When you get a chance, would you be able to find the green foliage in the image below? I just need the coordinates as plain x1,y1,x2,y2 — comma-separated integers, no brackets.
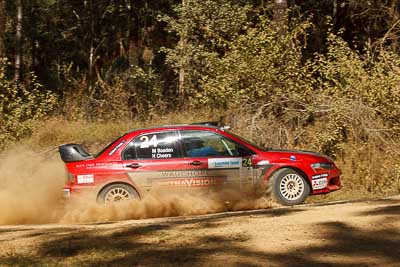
0,60,57,149
199,16,313,106
162,0,251,101
308,31,400,125
164,0,249,45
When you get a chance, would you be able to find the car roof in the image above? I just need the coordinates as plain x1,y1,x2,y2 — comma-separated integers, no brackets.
124,123,221,135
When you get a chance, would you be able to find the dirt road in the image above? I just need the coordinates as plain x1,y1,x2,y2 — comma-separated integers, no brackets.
0,195,399,266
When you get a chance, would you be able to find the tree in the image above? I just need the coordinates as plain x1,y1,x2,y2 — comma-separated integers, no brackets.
273,0,288,35
87,0,95,94
15,0,23,82
178,0,187,102
28,0,38,71
0,0,5,58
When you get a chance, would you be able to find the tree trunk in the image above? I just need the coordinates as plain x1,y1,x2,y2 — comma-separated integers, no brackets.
333,0,337,26
87,0,95,95
0,0,6,58
127,0,139,68
389,0,400,52
178,54,185,100
273,0,288,35
15,0,23,82
30,0,37,70
178,0,187,102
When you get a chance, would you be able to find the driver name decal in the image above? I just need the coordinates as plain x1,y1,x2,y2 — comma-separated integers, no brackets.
151,147,174,158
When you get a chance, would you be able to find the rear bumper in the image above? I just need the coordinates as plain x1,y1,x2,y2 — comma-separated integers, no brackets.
62,185,96,199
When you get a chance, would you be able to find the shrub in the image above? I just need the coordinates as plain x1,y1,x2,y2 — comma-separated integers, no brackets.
60,65,164,121
0,60,57,150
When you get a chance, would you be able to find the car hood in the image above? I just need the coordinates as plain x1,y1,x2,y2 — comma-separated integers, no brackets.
260,148,332,163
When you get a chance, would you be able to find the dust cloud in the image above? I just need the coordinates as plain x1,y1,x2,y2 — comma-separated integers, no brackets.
61,189,276,223
0,146,65,225
0,146,275,225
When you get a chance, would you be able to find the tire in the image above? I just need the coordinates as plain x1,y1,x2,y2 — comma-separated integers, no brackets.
266,168,310,206
98,183,139,204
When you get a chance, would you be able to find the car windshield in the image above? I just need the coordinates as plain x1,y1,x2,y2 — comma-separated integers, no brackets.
226,131,266,151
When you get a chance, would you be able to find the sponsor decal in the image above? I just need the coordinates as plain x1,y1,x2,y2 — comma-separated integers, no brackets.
161,170,208,178
208,158,242,169
80,162,121,169
157,178,225,188
77,174,94,184
312,178,328,190
312,173,329,180
290,155,296,161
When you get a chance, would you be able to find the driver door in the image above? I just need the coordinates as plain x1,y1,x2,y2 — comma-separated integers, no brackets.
179,130,255,189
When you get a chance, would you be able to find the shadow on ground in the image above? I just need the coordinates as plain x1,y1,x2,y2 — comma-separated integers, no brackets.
0,201,399,266
356,204,400,216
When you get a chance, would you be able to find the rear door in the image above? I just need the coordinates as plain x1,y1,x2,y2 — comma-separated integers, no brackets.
122,130,217,193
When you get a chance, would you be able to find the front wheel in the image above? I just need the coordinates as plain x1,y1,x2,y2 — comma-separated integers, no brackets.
267,168,310,206
98,183,139,204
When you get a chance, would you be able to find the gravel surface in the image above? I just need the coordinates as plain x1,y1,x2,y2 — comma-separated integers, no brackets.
0,195,399,266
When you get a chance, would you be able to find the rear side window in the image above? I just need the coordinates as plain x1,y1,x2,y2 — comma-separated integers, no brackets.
122,131,181,160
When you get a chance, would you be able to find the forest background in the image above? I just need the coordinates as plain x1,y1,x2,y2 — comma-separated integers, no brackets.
0,0,399,200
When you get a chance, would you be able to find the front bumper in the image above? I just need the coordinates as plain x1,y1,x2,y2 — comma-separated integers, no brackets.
310,168,342,195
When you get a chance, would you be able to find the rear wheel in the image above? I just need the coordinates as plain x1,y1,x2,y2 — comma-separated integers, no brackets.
98,183,139,204
267,168,310,206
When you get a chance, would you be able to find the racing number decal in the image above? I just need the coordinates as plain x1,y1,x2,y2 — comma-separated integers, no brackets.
139,135,158,148
135,132,177,159
242,157,252,167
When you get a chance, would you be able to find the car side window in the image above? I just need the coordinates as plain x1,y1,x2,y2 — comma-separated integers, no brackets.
122,131,180,160
180,130,254,157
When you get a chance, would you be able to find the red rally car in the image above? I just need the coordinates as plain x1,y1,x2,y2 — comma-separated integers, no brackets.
59,122,341,206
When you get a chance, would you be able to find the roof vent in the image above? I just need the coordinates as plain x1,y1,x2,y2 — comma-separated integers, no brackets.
220,125,231,131
191,121,219,126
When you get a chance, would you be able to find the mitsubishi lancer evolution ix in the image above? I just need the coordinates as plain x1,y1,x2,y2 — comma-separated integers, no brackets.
59,122,341,206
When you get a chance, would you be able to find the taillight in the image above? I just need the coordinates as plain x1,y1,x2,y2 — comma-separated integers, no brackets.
66,172,74,183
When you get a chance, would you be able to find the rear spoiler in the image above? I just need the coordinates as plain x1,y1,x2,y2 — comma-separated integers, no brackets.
58,144,93,163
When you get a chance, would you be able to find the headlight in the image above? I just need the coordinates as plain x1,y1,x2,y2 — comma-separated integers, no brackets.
311,162,334,172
